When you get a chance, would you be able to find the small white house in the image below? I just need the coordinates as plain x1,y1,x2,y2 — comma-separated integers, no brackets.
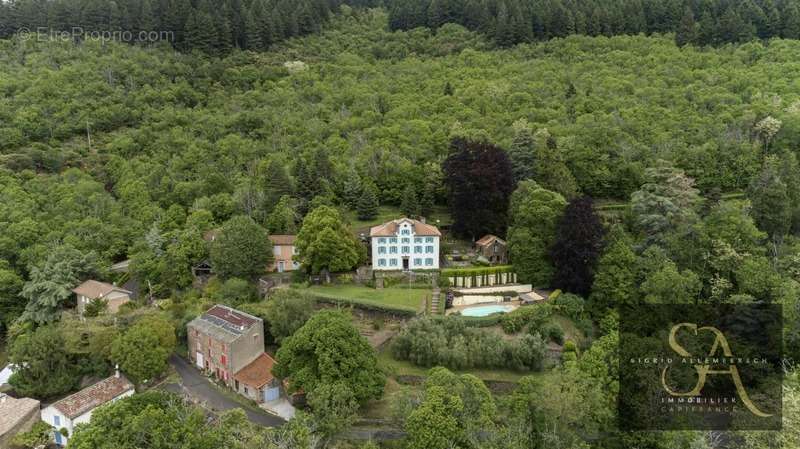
370,218,441,271
41,370,134,446
72,280,132,316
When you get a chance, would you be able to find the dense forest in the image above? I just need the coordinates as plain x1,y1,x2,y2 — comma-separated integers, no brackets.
3,0,800,52
0,0,380,53
388,0,800,46
2,7,800,327
2,5,800,449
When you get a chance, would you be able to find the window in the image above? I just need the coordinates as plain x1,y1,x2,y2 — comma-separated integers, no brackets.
414,246,423,253
378,259,387,267
414,237,423,243
273,246,281,256
389,237,397,243
401,246,410,253
221,354,227,365
414,258,422,265
378,246,387,254
390,259,398,266
244,386,249,394
389,246,398,254
426,246,434,253
378,238,386,244
425,237,434,243
401,237,410,244
53,416,60,426
401,229,410,235
425,258,434,266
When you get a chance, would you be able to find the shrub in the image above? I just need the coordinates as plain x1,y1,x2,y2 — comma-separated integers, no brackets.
551,293,585,321
541,323,564,345
501,304,552,334
563,340,578,356
391,316,545,371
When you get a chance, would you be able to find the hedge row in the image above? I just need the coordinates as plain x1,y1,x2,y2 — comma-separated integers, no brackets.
307,292,419,317
441,265,514,277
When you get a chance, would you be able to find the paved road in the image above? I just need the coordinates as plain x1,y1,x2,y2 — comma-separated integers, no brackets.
169,355,286,427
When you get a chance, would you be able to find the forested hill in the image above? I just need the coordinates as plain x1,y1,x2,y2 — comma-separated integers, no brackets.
389,0,800,46
2,0,800,53
0,0,381,53
2,7,800,332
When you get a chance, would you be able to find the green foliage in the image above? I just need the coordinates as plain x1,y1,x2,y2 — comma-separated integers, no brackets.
542,322,565,345
392,315,546,370
551,292,585,321
307,381,359,438
21,245,99,325
295,206,363,274
11,420,53,448
111,315,176,384
265,195,298,235
8,325,80,399
83,297,109,318
241,289,315,343
589,227,637,315
404,385,464,449
501,304,553,334
210,215,273,280
508,181,567,287
274,310,385,404
356,182,380,221
207,277,258,305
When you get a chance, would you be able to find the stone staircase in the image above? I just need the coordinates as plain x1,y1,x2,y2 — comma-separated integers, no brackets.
429,288,441,314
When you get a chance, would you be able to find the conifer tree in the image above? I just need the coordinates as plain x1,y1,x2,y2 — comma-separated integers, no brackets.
400,184,420,218
357,182,380,221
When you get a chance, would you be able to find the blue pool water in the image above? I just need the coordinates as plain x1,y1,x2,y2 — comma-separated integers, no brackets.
461,304,515,317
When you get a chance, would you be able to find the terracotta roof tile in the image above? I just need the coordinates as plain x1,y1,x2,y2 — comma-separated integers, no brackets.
369,218,441,237
269,235,296,246
51,374,134,419
234,353,275,388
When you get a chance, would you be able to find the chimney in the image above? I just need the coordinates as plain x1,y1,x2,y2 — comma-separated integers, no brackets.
420,217,426,224
115,364,120,378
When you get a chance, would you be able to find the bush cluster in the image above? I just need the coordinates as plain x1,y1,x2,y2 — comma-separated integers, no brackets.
391,316,546,371
501,304,553,334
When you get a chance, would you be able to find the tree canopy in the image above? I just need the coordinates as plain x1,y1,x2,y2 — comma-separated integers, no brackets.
274,310,385,404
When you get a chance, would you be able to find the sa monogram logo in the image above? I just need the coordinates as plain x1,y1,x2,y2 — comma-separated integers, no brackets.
661,323,771,418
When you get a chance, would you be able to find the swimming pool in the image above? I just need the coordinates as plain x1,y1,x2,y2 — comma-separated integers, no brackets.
460,304,516,317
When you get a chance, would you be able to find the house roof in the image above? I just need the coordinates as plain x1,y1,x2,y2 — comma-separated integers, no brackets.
234,353,275,389
188,305,261,344
269,235,296,246
476,234,507,247
72,280,132,299
50,374,134,420
369,218,441,237
0,394,40,436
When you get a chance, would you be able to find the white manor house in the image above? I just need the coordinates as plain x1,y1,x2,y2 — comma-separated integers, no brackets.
369,218,441,271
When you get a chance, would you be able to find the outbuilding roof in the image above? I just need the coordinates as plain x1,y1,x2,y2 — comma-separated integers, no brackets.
234,353,276,389
0,394,40,437
369,218,441,237
72,280,132,299
188,305,262,344
476,234,507,247
50,374,133,419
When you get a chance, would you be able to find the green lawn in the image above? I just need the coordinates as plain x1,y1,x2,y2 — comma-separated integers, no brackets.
307,285,431,312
